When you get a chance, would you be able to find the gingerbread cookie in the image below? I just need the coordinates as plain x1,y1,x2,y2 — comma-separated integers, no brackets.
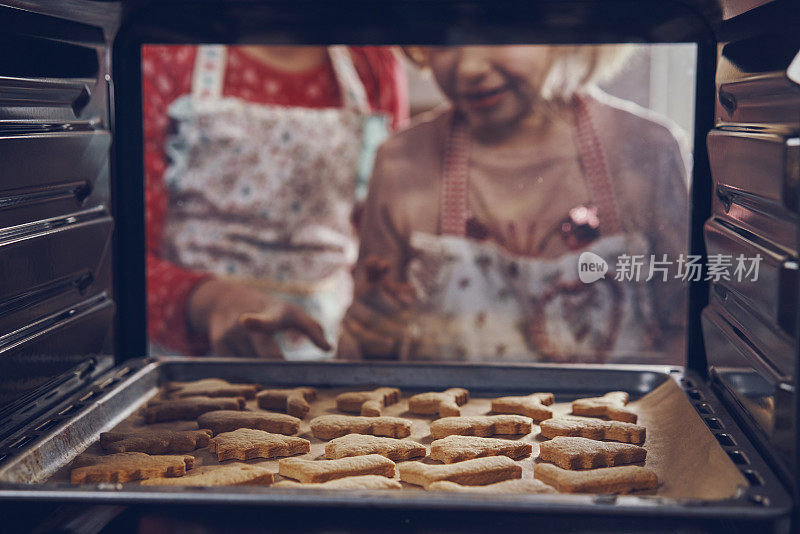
408,388,469,417
209,428,310,461
99,429,211,454
165,379,260,400
534,463,658,494
539,417,646,444
256,387,317,418
278,454,396,483
325,434,426,461
141,464,274,487
143,396,245,423
71,452,193,484
335,387,401,416
539,436,647,470
310,415,413,440
430,435,532,464
491,393,554,422
275,475,402,490
428,479,557,494
429,415,532,440
197,410,300,436
572,391,637,423
399,456,522,488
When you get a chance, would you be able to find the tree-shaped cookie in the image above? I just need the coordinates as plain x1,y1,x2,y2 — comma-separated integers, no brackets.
310,415,413,440
70,452,194,484
408,388,469,417
491,392,554,422
209,428,311,461
539,417,645,444
256,387,317,418
335,387,400,416
538,436,647,469
571,391,637,423
143,396,245,423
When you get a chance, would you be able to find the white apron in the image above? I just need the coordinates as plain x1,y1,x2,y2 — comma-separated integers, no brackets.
161,46,388,359
405,95,659,363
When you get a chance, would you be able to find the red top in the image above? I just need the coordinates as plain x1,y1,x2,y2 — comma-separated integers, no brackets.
143,45,408,354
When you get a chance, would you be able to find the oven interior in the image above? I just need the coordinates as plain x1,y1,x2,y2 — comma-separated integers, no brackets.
0,0,797,531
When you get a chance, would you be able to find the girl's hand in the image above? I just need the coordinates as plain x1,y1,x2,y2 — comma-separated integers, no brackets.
339,256,416,359
188,279,331,358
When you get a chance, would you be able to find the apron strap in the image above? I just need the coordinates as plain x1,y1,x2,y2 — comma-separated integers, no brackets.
192,45,227,100
439,95,622,237
327,46,372,113
573,94,622,234
440,114,471,237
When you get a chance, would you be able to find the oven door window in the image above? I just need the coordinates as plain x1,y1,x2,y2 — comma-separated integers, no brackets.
142,43,696,365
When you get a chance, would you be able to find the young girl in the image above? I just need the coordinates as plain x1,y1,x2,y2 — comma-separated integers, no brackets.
143,45,407,358
339,45,690,364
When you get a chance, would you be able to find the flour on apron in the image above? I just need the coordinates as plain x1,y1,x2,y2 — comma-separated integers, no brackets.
161,45,388,359
405,95,659,363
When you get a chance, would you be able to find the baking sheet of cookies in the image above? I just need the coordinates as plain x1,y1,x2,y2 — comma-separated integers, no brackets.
49,378,747,499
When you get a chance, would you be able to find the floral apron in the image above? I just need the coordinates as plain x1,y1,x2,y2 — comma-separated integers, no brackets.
161,45,388,359
405,96,658,363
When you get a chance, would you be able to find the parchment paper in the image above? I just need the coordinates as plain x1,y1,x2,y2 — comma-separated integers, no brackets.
51,378,747,499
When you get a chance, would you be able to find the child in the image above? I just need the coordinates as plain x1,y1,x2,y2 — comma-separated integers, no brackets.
339,45,690,364
143,45,407,358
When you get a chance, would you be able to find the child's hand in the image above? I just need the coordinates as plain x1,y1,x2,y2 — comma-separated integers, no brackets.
339,256,416,359
188,279,331,358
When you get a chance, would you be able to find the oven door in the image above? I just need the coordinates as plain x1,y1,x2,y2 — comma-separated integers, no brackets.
0,0,797,532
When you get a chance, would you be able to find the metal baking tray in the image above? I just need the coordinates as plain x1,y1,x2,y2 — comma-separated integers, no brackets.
0,357,792,523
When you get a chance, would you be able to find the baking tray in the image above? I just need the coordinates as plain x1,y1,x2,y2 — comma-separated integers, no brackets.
0,357,792,522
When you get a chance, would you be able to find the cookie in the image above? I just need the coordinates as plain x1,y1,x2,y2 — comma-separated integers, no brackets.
70,452,193,484
491,393,554,422
275,475,402,490
165,379,260,399
278,454,396,483
430,435,532,464
534,463,658,494
310,415,413,440
428,479,557,494
143,396,245,423
572,391,637,423
140,464,274,487
197,410,301,436
256,387,317,418
539,417,646,445
429,415,532,440
335,387,401,416
399,456,522,488
538,436,647,470
209,428,310,461
325,434,426,461
408,388,469,417
99,429,212,454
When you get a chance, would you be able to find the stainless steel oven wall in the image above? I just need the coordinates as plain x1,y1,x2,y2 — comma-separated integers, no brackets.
0,2,120,445
702,0,799,494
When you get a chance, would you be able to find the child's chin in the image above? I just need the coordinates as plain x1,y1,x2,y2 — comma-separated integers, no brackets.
464,103,526,132
467,114,525,141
